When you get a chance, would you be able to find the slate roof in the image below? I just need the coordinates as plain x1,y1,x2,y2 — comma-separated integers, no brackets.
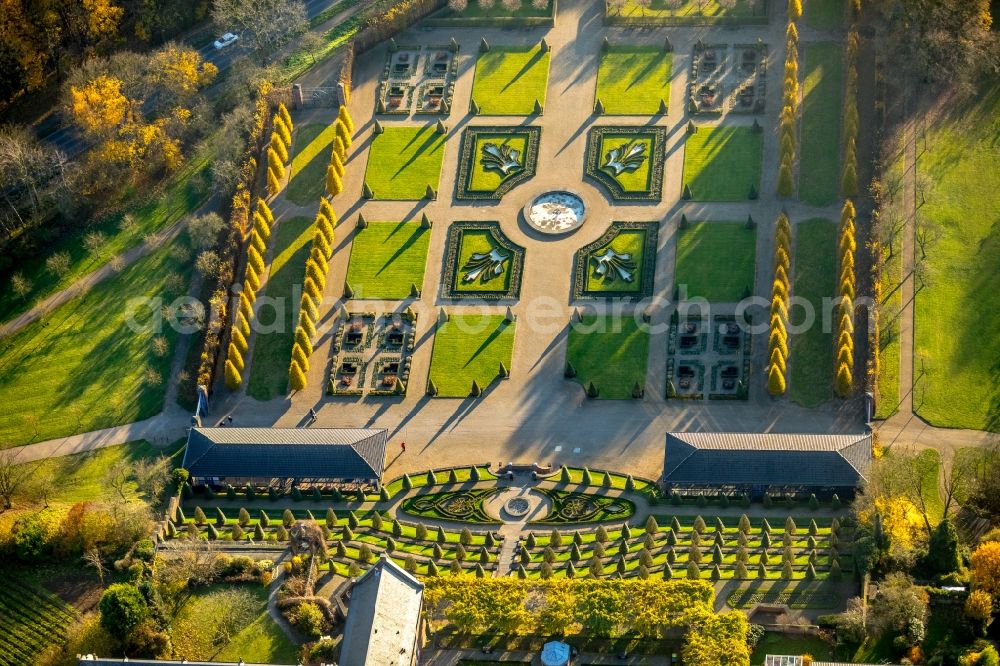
182,427,388,480
664,432,872,488
340,555,424,666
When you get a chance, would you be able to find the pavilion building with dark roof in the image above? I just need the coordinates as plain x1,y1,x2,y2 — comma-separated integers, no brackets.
181,426,389,489
663,431,872,500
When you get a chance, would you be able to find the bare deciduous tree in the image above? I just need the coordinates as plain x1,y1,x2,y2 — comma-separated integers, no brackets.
83,547,107,586
0,451,31,510
212,0,308,63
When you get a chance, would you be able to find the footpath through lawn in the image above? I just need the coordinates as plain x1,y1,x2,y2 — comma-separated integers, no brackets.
912,86,1000,430
0,237,193,448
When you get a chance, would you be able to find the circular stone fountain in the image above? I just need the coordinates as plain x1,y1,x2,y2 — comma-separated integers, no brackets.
505,497,530,517
523,190,587,235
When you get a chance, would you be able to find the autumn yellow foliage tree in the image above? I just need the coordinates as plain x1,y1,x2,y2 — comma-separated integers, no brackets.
972,542,1000,596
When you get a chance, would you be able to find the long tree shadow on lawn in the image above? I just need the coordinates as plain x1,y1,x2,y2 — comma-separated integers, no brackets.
500,49,546,93
392,129,445,179
377,224,426,273
464,321,512,367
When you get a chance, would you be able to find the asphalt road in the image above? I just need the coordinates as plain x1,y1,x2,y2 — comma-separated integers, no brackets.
34,0,348,158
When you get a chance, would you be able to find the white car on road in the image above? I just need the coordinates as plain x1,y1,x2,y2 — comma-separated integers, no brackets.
213,33,239,49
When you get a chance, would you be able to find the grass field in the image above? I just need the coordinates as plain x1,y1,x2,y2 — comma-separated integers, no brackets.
790,219,837,406
0,238,191,447
751,631,837,664
799,43,844,206
595,46,672,115
0,144,211,325
599,134,656,192
0,579,78,665
803,0,845,29
468,132,530,192
912,86,1000,430
566,315,649,399
682,125,762,201
364,126,446,200
470,45,551,115
247,216,315,401
453,229,513,294
170,585,297,663
675,222,756,302
615,0,764,19
286,123,339,205
585,229,648,294
345,221,430,299
428,314,516,397
875,224,903,420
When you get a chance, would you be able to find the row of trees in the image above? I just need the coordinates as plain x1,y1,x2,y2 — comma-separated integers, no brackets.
776,11,800,196
834,200,857,397
767,212,792,396
288,105,354,391
224,198,275,389
266,103,295,196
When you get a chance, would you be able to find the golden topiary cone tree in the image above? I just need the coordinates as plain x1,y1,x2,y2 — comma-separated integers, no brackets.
835,362,853,397
777,158,795,197
767,364,787,396
326,165,343,197
787,0,802,20
270,132,288,164
337,104,354,133
769,346,787,373
278,103,293,133
225,359,243,390
289,359,307,391
227,343,245,372
266,169,281,197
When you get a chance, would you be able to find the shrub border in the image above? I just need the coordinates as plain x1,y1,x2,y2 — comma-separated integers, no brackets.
603,0,769,26
423,0,556,27
440,221,526,300
584,126,666,202
571,221,659,301
454,125,542,201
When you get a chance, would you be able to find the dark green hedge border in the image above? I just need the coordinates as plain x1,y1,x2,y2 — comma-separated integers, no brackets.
399,488,502,524
603,0,768,26
584,126,666,202
454,126,542,201
440,221,526,301
530,489,636,524
571,221,659,301
423,0,556,27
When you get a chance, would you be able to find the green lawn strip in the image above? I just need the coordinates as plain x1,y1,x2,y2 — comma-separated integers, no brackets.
363,126,446,200
875,207,903,419
470,45,551,115
751,629,838,664
428,314,515,397
170,584,297,663
599,135,654,191
453,230,513,294
382,465,498,498
469,133,529,192
309,0,360,27
595,46,672,115
912,86,1000,430
617,0,762,19
799,43,844,206
585,228,647,294
674,222,756,301
0,239,192,448
682,125,763,201
913,448,944,523
344,221,430,299
789,219,837,406
246,216,315,401
286,123,338,205
566,315,649,399
0,143,212,325
803,0,845,29
553,468,656,493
